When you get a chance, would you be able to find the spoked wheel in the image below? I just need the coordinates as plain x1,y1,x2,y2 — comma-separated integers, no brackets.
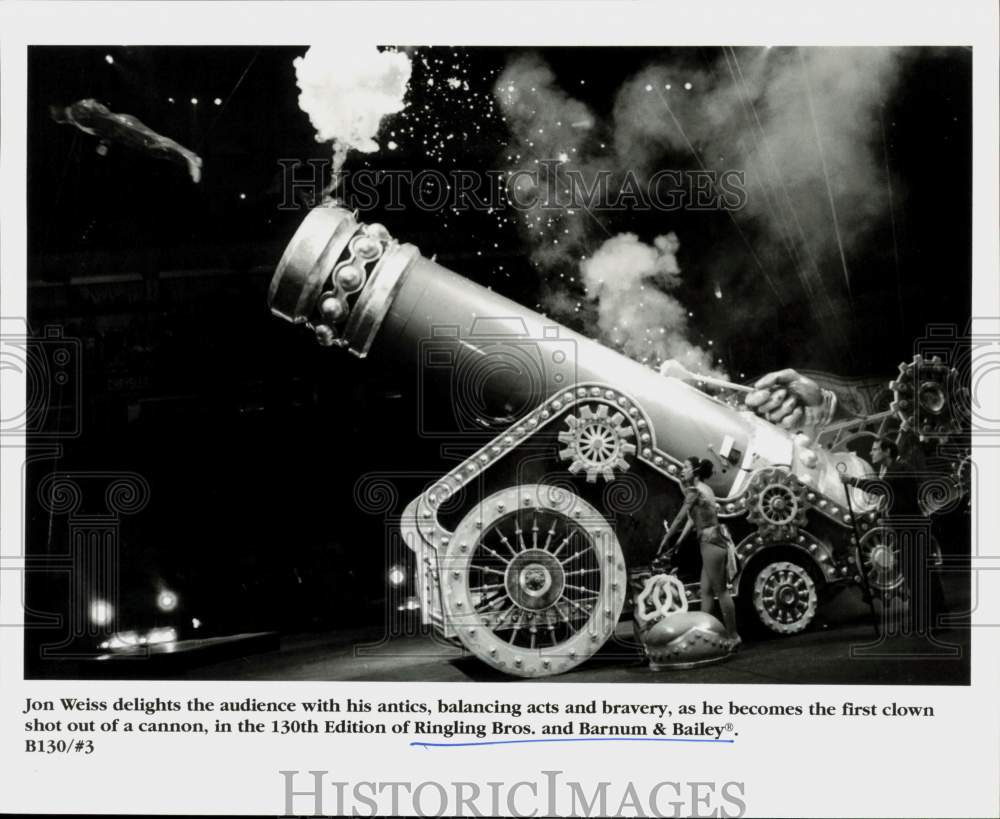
749,559,819,635
440,484,627,677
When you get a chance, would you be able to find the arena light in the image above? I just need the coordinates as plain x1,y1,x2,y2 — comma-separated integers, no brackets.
190,97,198,106
89,599,113,627
102,631,139,650
213,97,222,106
146,627,177,645
388,565,406,587
156,590,178,612
104,54,114,65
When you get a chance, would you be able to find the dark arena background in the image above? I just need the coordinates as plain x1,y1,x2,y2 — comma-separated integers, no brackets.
23,45,972,682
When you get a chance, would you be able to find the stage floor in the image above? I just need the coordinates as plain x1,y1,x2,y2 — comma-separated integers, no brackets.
173,579,971,686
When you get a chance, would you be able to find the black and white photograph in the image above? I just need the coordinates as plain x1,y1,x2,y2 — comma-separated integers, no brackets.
19,42,976,685
2,3,999,816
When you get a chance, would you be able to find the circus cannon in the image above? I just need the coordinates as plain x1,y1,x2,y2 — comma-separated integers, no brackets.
267,204,966,678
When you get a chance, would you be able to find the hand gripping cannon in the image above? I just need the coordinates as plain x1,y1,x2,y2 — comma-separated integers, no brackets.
269,205,918,678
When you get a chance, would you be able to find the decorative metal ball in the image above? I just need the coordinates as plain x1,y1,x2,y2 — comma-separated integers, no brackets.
365,223,391,242
320,295,345,323
352,236,382,261
336,264,365,292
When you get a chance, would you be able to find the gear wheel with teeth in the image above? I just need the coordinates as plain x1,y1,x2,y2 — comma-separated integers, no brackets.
745,467,808,542
889,354,968,442
558,403,636,482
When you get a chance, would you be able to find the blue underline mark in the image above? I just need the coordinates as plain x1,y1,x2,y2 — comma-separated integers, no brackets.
411,737,735,748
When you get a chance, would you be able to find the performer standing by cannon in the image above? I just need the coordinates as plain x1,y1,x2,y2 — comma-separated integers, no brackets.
660,457,741,647
839,438,948,636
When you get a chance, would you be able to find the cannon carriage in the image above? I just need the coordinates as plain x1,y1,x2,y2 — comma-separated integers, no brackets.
268,205,966,678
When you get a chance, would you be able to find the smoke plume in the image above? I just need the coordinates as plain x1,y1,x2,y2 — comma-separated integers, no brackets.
581,232,720,374
495,54,722,375
611,47,905,315
494,47,907,372
294,45,412,172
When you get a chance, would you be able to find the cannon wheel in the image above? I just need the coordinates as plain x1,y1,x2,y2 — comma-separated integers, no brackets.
742,556,820,635
439,484,627,678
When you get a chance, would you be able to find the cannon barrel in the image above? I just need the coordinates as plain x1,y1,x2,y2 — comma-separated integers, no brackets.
269,205,870,499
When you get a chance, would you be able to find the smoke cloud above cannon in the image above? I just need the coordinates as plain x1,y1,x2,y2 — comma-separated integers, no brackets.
495,54,722,376
612,47,905,315
581,231,721,376
494,47,907,370
294,45,412,173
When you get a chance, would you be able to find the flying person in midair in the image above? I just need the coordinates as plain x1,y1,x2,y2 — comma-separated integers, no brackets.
51,98,203,183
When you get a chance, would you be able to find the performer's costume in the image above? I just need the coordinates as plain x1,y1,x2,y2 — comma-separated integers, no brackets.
51,98,203,182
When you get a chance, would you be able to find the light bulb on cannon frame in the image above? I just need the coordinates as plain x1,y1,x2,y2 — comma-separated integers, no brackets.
265,205,909,678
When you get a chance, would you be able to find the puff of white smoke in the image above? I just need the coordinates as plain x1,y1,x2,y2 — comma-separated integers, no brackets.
294,45,412,171
581,232,723,376
612,48,905,316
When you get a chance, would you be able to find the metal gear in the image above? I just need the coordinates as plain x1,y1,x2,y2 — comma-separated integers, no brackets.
745,468,807,542
558,403,636,482
949,449,972,508
856,526,905,593
856,527,943,595
889,354,968,442
751,560,818,634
